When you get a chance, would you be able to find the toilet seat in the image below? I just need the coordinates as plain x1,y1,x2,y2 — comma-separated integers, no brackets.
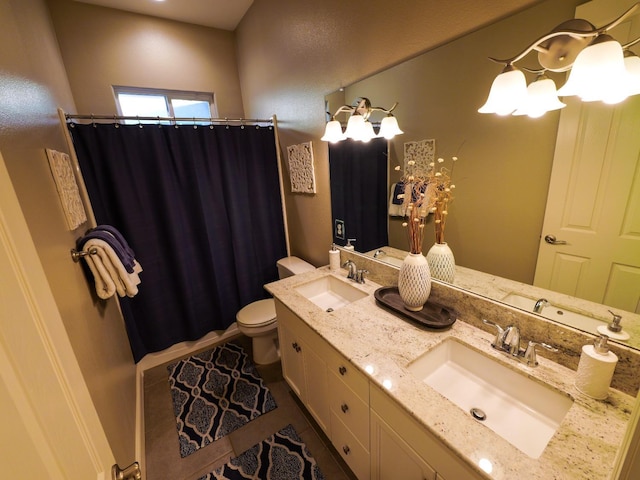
236,298,276,328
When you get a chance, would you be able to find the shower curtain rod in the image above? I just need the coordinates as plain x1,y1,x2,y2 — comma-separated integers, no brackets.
64,113,273,124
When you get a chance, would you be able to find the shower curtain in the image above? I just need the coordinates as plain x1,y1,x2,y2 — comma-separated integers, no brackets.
69,122,287,362
329,137,388,253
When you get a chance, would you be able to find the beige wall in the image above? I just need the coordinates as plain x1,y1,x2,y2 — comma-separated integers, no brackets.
0,0,135,465
47,0,244,117
235,0,545,267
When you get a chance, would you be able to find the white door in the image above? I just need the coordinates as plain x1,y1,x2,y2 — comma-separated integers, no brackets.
534,1,640,313
0,152,114,479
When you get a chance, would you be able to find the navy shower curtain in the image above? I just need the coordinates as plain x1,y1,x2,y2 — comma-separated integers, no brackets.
329,137,388,253
70,122,288,362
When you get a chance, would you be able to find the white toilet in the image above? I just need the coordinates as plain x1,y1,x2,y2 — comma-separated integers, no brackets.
236,256,315,365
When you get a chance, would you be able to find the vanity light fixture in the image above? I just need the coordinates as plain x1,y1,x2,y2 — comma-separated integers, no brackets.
321,97,403,143
479,2,640,117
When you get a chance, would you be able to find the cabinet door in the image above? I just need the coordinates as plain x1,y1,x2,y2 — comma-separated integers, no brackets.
303,342,331,433
278,323,306,401
370,410,436,480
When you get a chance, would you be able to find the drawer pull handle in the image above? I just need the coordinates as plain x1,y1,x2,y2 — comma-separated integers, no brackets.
338,366,347,375
292,342,301,352
341,403,349,413
342,445,350,455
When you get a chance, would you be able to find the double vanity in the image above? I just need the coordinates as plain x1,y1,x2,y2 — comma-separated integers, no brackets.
266,266,635,480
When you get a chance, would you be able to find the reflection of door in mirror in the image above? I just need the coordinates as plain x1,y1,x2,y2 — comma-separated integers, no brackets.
534,3,640,314
535,97,640,312
329,137,388,252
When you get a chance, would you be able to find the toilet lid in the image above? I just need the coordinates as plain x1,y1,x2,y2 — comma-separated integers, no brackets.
236,299,276,328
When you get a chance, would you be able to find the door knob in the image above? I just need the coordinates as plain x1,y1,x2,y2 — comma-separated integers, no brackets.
544,234,567,245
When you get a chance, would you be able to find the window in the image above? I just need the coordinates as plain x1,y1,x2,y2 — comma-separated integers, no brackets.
113,86,217,124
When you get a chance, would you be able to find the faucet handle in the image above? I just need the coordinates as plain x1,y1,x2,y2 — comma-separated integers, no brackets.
482,319,506,348
523,341,559,367
504,325,521,355
356,269,369,284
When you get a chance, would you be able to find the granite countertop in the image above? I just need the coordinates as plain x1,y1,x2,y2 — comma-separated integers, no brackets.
265,267,634,480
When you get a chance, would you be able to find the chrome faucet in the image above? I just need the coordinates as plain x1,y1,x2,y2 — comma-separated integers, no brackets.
342,260,357,280
533,298,550,313
482,319,558,367
373,249,386,258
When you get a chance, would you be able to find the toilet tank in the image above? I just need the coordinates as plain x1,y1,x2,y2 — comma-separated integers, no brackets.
277,256,315,279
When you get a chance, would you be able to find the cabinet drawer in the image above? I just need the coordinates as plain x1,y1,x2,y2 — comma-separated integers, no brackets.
329,372,369,449
326,350,369,402
331,412,370,480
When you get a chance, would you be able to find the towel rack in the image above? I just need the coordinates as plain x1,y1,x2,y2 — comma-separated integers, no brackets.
70,247,98,262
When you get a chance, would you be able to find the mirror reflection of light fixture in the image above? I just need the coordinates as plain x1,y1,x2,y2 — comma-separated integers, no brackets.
479,2,640,117
321,97,403,143
513,74,566,118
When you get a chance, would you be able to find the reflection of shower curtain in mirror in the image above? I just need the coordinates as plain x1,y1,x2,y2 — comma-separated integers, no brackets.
329,137,388,253
69,123,287,362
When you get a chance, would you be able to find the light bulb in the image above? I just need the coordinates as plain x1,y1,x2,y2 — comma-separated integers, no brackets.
378,116,404,139
321,120,346,142
557,35,630,105
478,65,528,116
513,76,565,118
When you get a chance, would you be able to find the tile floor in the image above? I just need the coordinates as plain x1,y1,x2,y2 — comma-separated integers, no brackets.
143,335,357,480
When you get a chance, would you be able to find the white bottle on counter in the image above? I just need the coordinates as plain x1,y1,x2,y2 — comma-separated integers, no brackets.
574,334,618,400
344,238,355,251
329,244,340,271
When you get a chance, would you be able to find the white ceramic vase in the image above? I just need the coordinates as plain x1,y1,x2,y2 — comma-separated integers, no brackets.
426,242,456,283
398,252,432,311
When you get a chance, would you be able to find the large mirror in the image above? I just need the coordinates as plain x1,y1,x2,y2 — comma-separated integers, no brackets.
327,0,640,348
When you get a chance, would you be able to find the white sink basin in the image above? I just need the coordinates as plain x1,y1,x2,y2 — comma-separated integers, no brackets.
295,275,368,311
502,293,606,335
379,255,404,267
407,338,573,458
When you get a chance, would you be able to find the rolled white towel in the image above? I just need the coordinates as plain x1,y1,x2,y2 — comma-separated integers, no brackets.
83,238,142,298
84,250,117,299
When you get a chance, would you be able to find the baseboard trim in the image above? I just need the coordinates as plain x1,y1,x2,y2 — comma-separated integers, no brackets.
134,323,241,479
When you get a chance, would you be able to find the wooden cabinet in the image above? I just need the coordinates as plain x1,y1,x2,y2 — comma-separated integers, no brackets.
276,299,331,434
328,350,370,479
275,299,370,479
371,410,436,480
370,385,484,480
275,298,483,480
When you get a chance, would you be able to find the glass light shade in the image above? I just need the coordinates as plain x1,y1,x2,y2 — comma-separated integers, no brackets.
321,120,346,142
513,77,565,118
624,53,640,97
556,35,629,104
344,115,365,139
378,116,404,139
359,121,376,142
478,65,528,116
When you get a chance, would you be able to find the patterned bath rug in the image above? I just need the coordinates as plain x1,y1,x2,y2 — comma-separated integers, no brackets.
168,341,277,458
198,424,326,480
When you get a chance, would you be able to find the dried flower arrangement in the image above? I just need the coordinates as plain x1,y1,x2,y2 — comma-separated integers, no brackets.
395,155,457,253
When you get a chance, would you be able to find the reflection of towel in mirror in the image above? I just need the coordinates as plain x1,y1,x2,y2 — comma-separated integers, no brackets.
389,183,406,216
82,238,142,299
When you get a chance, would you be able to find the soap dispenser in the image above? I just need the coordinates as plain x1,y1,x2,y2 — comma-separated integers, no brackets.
574,334,618,400
596,310,630,341
329,244,340,271
344,238,356,251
